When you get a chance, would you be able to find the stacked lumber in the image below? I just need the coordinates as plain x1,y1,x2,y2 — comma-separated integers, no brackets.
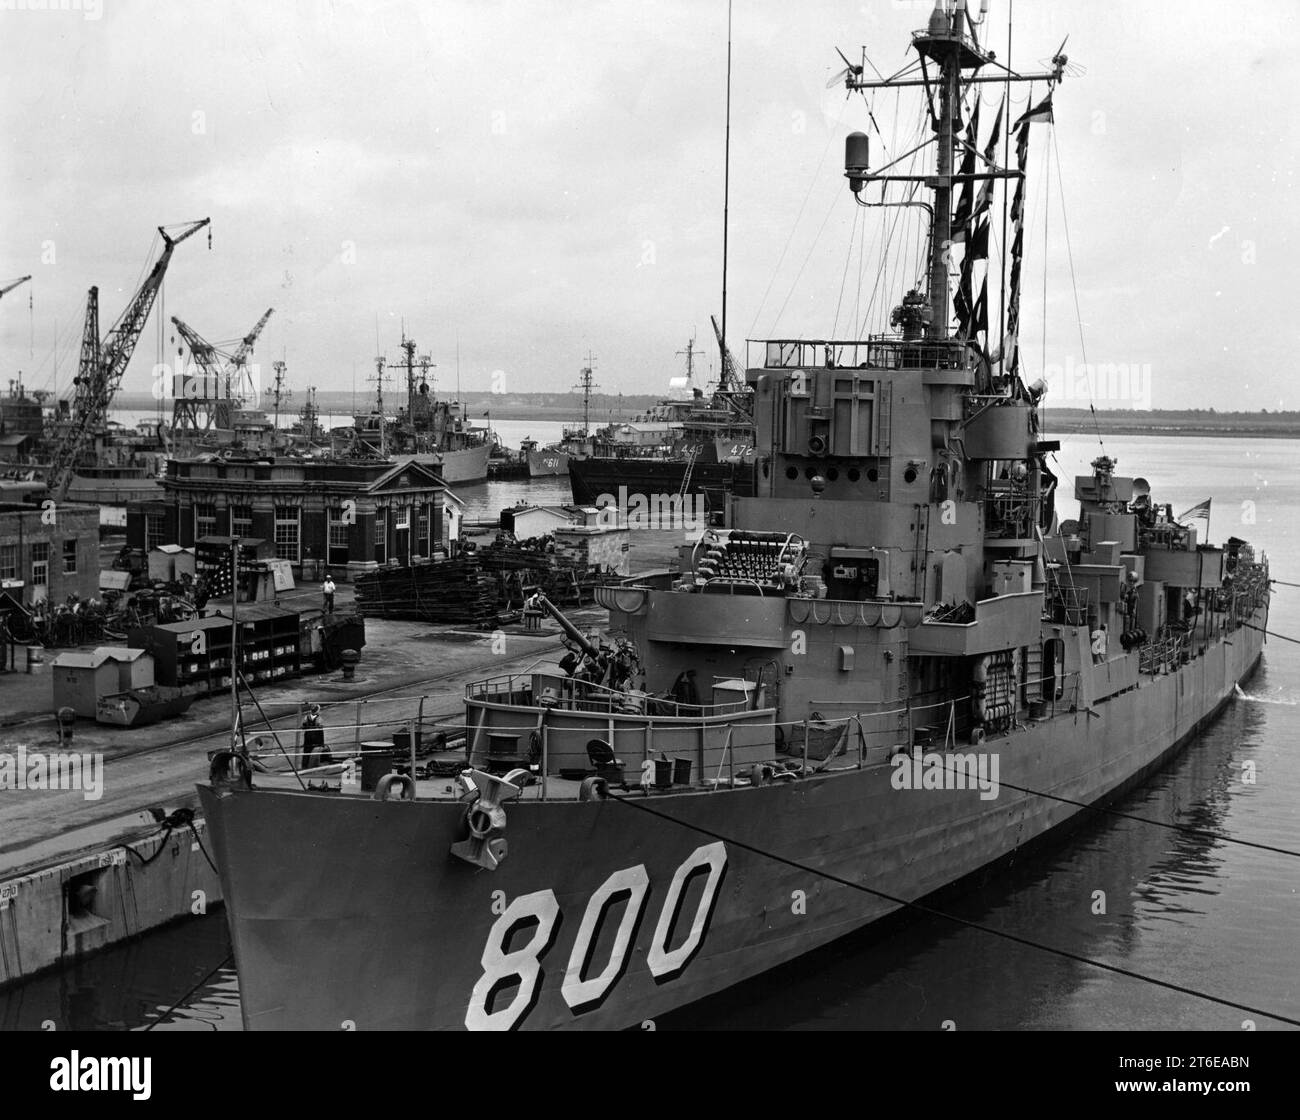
354,559,496,625
475,543,554,571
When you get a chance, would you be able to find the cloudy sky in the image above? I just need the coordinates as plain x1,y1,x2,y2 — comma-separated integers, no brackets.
1,0,1296,409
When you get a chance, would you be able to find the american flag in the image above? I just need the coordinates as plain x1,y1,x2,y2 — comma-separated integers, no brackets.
205,541,238,597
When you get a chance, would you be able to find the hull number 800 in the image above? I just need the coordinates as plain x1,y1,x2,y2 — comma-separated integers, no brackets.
465,841,728,1031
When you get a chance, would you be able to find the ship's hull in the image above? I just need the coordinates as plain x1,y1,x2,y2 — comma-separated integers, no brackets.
526,448,569,477
568,456,753,504
199,612,1264,1031
401,443,491,484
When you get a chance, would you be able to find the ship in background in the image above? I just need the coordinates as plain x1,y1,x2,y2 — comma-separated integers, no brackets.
200,0,1271,1031
519,356,601,478
333,335,491,484
567,327,755,506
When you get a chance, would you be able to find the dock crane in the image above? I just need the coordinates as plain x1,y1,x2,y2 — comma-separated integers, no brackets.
0,276,31,301
711,313,751,419
170,307,274,430
46,219,209,502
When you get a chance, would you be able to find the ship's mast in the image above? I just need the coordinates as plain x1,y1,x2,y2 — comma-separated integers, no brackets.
720,0,732,377
676,337,698,386
844,0,1067,347
399,336,416,420
269,359,289,433
369,355,388,456
573,355,598,433
924,18,958,338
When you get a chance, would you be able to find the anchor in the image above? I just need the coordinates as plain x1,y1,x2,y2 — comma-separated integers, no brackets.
450,768,528,871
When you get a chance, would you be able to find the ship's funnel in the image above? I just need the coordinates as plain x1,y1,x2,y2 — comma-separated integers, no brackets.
845,131,870,193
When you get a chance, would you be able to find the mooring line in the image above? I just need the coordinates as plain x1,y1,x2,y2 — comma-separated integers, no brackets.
145,952,233,1031
607,794,1300,1027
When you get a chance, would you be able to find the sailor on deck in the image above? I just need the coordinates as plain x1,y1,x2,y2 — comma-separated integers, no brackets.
1091,623,1108,664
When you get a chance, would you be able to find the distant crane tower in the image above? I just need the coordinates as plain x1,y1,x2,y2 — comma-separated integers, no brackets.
47,218,210,502
170,307,273,430
573,355,599,434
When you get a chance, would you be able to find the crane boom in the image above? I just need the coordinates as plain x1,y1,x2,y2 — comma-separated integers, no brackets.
230,307,274,370
47,219,209,501
170,315,224,431
711,313,740,392
170,306,273,431
0,276,32,299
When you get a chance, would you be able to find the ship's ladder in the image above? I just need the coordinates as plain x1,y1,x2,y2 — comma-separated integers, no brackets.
1023,640,1043,705
678,445,700,498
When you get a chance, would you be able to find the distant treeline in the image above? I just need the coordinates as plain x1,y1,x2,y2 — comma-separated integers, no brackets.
1042,407,1300,438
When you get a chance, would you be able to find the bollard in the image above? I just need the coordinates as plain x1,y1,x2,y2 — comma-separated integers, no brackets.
340,648,359,681
26,646,43,675
56,706,75,744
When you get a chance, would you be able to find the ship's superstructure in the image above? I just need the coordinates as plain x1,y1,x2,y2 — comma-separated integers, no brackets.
335,335,491,483
199,1,1269,1032
567,339,754,503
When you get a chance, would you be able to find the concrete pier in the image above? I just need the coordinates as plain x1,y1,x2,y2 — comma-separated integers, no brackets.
0,531,682,987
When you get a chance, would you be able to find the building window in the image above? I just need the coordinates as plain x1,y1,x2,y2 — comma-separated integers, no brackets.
0,544,16,581
374,507,386,565
195,502,218,540
145,512,167,551
274,505,300,562
31,542,49,587
63,539,77,574
416,504,429,556
328,506,350,566
230,504,253,539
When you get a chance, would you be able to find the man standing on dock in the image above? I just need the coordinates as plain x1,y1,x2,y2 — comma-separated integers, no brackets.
322,572,336,613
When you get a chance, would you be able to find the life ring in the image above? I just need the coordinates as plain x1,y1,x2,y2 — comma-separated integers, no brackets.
372,773,415,801
528,730,543,766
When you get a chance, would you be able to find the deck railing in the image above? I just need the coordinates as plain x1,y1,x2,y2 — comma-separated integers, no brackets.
466,672,754,719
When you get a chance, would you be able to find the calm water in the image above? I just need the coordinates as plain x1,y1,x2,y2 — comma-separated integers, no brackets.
3,434,1297,1031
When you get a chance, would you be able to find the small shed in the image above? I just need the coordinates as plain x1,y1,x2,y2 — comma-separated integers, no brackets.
51,647,155,718
502,504,604,539
148,544,196,582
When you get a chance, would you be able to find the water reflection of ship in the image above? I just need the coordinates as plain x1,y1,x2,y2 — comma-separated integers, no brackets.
332,335,490,484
